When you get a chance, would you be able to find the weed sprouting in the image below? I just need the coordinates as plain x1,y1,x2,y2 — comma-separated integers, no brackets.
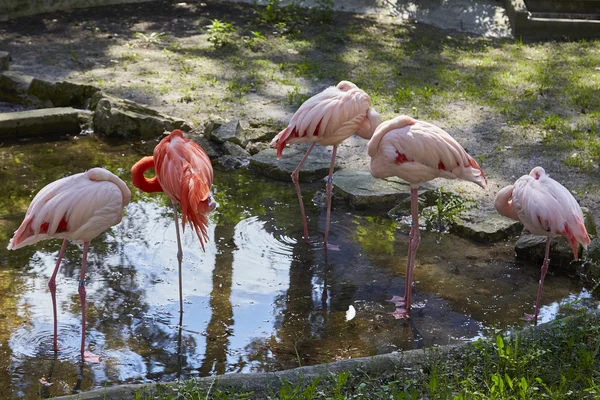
422,187,475,232
206,19,237,49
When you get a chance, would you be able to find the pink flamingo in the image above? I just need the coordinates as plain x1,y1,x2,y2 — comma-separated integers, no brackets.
495,166,590,322
368,115,487,318
131,129,216,315
271,80,381,249
7,168,131,361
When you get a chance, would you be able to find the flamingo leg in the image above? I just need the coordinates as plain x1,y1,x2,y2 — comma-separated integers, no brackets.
291,142,316,242
171,200,184,316
324,145,338,250
524,237,551,323
49,239,68,351
78,241,89,360
391,188,421,319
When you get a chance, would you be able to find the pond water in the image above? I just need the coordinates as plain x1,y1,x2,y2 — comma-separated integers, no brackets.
0,136,593,398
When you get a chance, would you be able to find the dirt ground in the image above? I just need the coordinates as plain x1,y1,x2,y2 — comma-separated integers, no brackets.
0,0,599,219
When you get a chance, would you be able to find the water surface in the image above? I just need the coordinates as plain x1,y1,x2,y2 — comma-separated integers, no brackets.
0,136,592,398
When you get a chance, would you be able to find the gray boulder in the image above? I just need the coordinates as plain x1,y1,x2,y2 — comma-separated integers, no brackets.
211,120,249,146
218,155,249,171
223,141,250,158
246,141,270,155
202,114,226,139
250,145,335,183
92,94,191,139
332,170,420,209
188,132,221,159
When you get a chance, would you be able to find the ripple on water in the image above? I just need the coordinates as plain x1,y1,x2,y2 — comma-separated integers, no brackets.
234,216,295,263
10,324,85,361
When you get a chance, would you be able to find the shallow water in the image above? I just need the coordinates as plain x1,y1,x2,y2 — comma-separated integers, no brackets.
0,136,593,398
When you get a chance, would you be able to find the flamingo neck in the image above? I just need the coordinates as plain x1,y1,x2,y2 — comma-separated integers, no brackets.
131,156,163,193
494,185,520,221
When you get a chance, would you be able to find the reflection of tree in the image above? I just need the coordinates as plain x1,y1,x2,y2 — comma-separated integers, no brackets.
199,223,235,375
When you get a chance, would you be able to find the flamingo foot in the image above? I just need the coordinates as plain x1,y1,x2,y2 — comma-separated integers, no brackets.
83,351,101,363
387,295,406,307
522,313,537,322
391,308,410,319
325,243,340,251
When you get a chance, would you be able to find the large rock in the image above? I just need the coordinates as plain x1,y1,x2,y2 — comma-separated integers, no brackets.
223,141,250,158
28,78,100,108
211,120,249,146
450,207,523,243
245,125,278,143
0,107,83,138
514,208,597,268
0,71,38,105
202,114,226,138
190,133,221,159
92,94,191,139
250,145,336,183
332,170,417,209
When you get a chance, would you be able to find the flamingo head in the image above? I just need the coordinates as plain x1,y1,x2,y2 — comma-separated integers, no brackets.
529,166,546,180
336,80,358,92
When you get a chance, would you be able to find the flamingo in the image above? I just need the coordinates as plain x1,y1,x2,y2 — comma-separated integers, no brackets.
270,80,381,249
7,168,131,361
495,167,590,322
368,115,487,319
131,129,216,315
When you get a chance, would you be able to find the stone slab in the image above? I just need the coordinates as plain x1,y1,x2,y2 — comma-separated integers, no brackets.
250,145,336,183
450,207,523,243
0,71,37,105
28,78,100,108
0,107,83,138
332,170,414,209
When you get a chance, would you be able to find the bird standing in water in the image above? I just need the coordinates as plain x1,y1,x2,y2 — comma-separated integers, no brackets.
368,115,487,318
271,80,380,250
7,168,131,361
131,129,216,315
495,166,590,322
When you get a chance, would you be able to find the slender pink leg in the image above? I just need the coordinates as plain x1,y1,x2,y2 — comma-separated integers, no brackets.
391,188,421,319
291,143,316,242
523,237,551,323
78,241,89,360
172,200,184,317
324,145,339,251
49,239,68,351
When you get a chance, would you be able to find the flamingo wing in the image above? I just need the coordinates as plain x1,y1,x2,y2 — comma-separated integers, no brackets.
154,132,213,249
271,85,372,157
513,174,590,257
369,118,487,187
8,169,129,249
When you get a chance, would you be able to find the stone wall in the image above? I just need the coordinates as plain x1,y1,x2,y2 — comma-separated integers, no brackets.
0,0,153,20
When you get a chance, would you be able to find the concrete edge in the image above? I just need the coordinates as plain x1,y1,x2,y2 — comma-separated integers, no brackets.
53,310,599,400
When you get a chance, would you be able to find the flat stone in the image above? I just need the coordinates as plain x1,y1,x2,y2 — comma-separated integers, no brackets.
222,141,250,158
28,78,100,108
332,170,416,209
0,51,9,70
250,145,335,183
450,207,523,243
211,120,247,146
92,93,191,139
0,107,83,138
514,207,597,268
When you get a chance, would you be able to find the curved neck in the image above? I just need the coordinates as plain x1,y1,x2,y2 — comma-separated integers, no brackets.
131,156,163,193
494,185,519,221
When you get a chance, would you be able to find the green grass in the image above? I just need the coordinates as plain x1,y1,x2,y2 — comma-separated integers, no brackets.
135,311,600,399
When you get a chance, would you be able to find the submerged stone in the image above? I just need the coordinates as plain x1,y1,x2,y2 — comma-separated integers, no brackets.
332,170,417,209
92,93,191,139
250,145,335,183
514,207,597,268
450,207,523,243
217,155,249,171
